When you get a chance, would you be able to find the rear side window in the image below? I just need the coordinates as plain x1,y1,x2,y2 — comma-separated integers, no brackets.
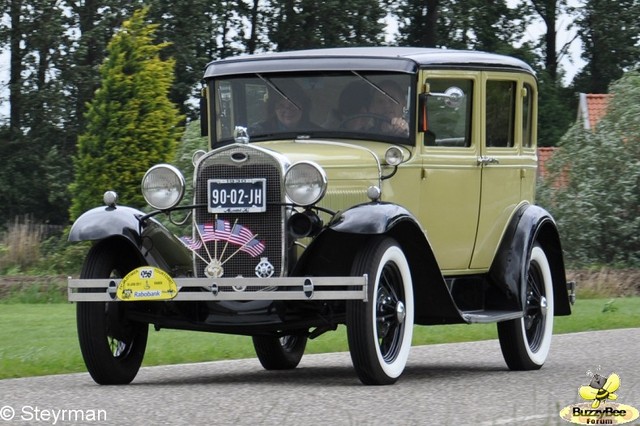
486,80,516,148
522,83,534,148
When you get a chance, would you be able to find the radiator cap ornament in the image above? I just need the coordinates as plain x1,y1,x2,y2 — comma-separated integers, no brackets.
234,126,250,144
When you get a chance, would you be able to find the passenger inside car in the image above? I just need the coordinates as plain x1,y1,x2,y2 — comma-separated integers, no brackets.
252,85,317,133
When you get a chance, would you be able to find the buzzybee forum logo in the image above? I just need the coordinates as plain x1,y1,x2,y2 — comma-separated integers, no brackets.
559,369,639,425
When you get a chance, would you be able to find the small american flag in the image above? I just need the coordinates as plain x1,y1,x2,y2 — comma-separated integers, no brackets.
204,219,231,240
240,238,265,257
179,236,202,250
197,224,216,242
229,224,254,246
196,221,264,256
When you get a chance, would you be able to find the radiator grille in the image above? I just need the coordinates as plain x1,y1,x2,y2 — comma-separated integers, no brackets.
193,146,284,279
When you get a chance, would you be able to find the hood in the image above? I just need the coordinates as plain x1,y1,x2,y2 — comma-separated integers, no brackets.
255,139,410,181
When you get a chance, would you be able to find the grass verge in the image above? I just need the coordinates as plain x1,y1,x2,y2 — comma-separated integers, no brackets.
1,297,639,380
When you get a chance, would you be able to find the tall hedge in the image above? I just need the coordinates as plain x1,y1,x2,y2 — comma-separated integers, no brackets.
69,8,183,220
538,70,640,267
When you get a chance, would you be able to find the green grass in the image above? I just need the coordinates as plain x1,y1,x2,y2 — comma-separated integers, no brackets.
1,297,639,380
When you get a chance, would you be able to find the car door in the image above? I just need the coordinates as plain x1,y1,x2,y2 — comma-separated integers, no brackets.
470,72,538,269
418,72,481,272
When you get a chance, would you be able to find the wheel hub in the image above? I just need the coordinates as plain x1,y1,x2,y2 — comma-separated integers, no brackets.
396,301,406,324
539,296,548,316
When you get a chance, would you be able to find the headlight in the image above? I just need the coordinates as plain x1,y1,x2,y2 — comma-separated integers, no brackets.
284,161,327,206
385,146,404,166
141,164,185,210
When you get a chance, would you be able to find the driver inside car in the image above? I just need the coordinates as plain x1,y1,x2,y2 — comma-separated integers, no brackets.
369,80,410,136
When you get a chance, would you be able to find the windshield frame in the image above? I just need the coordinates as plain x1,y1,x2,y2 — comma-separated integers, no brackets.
206,71,417,148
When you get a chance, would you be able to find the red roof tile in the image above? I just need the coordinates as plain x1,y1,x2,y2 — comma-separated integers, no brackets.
537,147,556,179
579,93,612,130
537,147,568,188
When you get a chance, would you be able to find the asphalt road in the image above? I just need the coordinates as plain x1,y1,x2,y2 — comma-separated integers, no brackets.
1,328,639,426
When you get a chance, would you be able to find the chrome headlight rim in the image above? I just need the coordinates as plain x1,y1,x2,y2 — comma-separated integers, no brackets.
284,161,328,207
384,146,405,166
141,164,186,210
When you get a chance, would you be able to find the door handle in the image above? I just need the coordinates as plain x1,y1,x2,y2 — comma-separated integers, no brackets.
478,156,499,165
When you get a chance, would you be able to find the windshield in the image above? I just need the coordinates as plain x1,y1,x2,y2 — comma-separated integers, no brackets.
209,72,413,145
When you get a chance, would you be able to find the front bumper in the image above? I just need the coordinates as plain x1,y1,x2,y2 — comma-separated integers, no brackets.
68,275,368,302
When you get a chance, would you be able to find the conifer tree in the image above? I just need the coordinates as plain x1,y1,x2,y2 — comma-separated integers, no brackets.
69,7,183,220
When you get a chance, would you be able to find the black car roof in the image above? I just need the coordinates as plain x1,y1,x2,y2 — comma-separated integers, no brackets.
204,47,535,78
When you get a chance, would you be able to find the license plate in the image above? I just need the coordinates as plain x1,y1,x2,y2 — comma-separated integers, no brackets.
208,178,266,213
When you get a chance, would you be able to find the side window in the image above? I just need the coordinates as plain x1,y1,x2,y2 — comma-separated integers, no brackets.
522,83,534,148
486,80,516,148
425,79,473,147
215,81,234,140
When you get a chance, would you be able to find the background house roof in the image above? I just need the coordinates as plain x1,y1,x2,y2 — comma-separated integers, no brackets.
577,93,612,130
537,147,555,179
537,92,612,186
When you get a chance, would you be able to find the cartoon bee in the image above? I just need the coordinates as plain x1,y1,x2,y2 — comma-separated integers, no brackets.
579,373,620,408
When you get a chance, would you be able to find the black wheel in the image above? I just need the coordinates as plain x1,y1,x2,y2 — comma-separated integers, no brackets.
252,334,307,370
77,241,148,385
346,237,414,385
498,244,554,370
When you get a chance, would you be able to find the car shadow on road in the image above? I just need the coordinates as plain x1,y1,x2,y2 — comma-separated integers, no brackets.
128,361,509,388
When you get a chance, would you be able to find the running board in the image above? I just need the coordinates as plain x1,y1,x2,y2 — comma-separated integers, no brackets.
460,310,522,324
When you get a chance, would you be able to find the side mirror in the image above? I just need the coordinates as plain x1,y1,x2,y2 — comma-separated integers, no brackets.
439,86,465,108
418,86,466,133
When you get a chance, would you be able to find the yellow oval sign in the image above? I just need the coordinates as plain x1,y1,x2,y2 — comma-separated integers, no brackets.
116,267,178,301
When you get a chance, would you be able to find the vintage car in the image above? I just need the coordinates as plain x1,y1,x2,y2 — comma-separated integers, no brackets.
68,47,575,386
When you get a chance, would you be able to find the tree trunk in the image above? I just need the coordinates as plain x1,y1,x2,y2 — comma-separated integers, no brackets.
424,0,440,47
9,0,23,134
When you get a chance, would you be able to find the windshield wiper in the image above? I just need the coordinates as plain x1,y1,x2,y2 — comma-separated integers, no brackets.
256,73,301,110
351,71,401,107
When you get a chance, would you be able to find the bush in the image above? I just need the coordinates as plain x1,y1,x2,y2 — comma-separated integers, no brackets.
0,216,89,276
38,235,90,275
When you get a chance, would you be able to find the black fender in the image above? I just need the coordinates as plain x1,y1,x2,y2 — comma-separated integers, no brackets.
69,205,145,245
489,204,571,316
69,205,192,273
294,202,463,325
